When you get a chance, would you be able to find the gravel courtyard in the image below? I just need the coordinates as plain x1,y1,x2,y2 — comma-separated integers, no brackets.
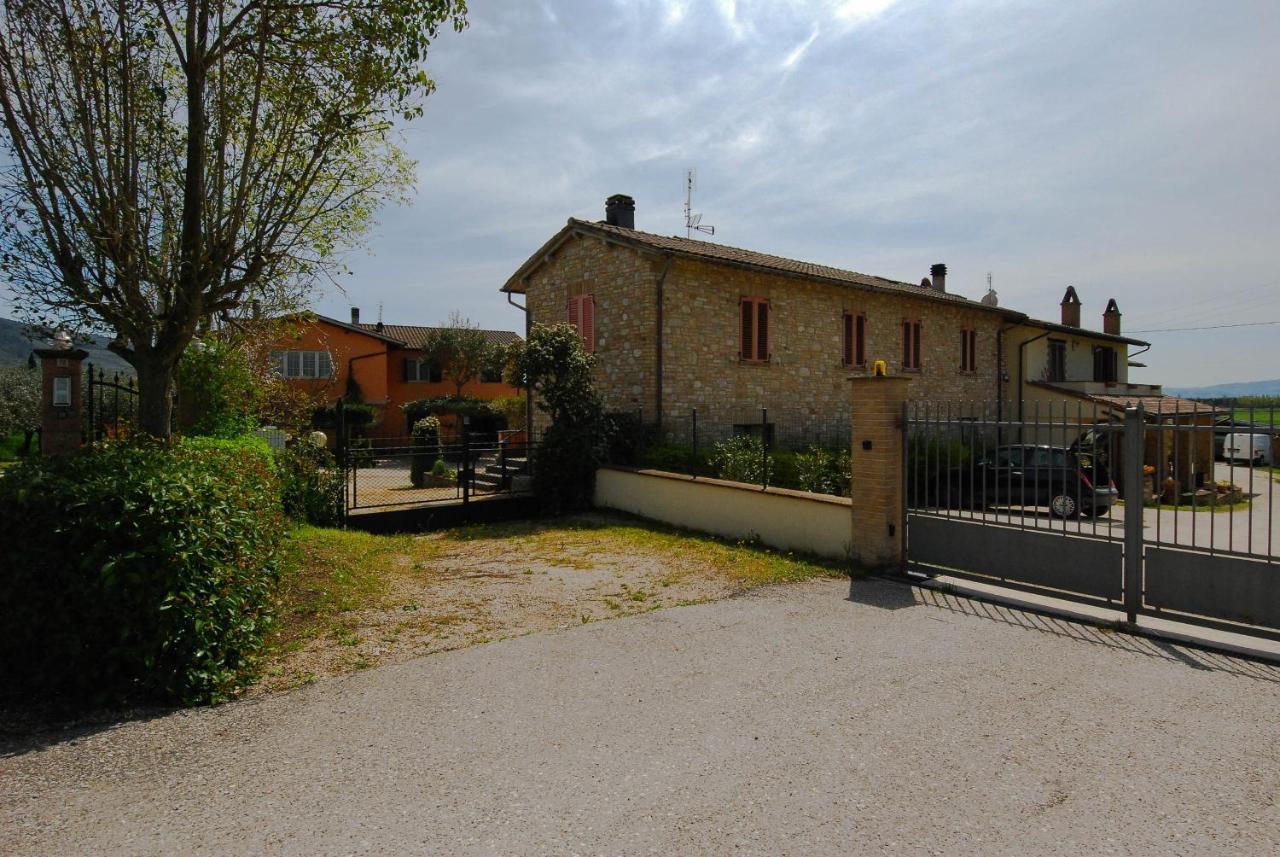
4,577,1279,856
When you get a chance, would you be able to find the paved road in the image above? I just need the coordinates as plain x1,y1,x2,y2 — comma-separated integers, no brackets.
5,578,1280,856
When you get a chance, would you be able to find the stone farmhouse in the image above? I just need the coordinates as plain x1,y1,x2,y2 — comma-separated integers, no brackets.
268,310,522,436
502,194,1183,447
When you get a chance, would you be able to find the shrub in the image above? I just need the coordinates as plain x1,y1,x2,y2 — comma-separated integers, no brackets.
711,434,772,485
176,337,259,438
491,394,527,430
0,439,285,706
508,324,605,514
636,442,713,474
312,402,378,433
791,445,852,496
410,416,442,487
276,438,342,525
402,396,505,437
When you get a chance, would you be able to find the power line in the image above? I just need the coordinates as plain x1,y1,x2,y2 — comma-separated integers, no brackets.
1128,320,1280,334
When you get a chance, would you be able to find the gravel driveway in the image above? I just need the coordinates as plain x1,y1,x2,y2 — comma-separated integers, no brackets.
4,577,1279,855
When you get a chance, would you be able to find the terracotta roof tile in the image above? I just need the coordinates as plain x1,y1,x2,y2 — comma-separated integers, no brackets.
357,323,521,350
558,219,1008,310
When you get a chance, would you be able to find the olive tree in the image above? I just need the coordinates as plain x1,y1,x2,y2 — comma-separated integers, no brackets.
0,0,467,436
423,311,496,398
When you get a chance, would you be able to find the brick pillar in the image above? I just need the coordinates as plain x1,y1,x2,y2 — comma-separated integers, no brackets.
849,375,913,571
35,347,89,455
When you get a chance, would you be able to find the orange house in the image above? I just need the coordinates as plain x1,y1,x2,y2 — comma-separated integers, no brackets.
269,309,523,436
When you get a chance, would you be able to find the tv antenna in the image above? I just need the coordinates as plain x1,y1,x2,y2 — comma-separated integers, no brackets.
684,168,715,239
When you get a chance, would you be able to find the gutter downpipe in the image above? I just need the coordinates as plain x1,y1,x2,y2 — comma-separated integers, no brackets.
1017,329,1053,422
654,254,674,431
506,287,533,443
995,321,1019,429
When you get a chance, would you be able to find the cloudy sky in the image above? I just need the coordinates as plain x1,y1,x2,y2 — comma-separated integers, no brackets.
13,0,1280,386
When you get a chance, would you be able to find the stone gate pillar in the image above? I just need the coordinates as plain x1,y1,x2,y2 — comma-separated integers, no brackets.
848,374,913,571
35,342,89,455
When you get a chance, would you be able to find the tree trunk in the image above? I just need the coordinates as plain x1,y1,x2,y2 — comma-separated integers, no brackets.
134,359,176,439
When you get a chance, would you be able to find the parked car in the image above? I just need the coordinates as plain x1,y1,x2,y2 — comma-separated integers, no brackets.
945,444,1119,518
1222,432,1274,466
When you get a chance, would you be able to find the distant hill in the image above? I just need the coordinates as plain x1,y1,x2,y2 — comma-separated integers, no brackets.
0,317,133,375
1165,379,1280,399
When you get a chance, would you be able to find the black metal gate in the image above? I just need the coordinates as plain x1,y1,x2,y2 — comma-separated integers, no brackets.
336,405,535,516
84,363,138,441
904,400,1280,642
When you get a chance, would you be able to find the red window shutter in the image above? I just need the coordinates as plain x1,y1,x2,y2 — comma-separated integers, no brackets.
855,315,866,366
756,301,769,361
902,321,911,367
740,299,753,360
960,330,968,370
567,296,581,332
969,331,976,371
582,295,595,353
842,314,853,366
912,322,922,369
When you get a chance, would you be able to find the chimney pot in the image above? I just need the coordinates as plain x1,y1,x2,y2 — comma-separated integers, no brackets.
351,307,360,325
1060,286,1081,328
1103,298,1121,335
930,263,947,293
605,194,636,229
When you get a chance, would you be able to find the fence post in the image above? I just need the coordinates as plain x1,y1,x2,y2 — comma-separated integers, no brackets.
85,363,95,443
34,343,89,455
1122,405,1145,625
760,406,769,488
848,374,913,572
335,399,348,524
691,407,698,477
462,417,471,506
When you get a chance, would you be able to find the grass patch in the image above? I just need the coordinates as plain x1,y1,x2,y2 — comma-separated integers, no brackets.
0,432,38,462
269,526,416,656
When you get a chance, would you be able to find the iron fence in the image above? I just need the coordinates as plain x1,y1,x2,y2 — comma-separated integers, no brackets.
84,363,138,442
612,405,853,496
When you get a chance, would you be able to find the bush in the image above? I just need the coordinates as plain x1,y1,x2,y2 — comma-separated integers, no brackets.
711,434,771,484
312,402,378,432
277,438,342,525
790,445,852,496
176,338,258,438
410,416,442,488
491,394,527,430
636,442,713,474
0,439,285,706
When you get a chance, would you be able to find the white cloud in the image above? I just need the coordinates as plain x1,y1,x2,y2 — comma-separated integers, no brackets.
780,28,821,70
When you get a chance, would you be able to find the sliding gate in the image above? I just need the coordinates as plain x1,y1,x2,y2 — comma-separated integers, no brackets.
904,400,1280,642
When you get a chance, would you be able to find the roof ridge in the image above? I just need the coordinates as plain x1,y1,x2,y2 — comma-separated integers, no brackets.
567,217,928,291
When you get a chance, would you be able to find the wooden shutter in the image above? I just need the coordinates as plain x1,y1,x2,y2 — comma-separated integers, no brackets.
842,314,853,366
402,357,411,382
568,296,581,332
756,301,769,361
582,295,595,353
855,315,866,366
902,321,912,368
740,299,753,360
912,322,922,369
968,331,976,372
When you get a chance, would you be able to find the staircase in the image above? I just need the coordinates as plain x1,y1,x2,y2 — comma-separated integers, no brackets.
469,448,533,494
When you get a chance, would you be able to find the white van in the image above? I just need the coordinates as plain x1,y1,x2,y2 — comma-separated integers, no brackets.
1222,433,1274,466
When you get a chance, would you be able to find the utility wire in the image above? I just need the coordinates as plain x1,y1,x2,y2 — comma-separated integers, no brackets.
1128,320,1280,334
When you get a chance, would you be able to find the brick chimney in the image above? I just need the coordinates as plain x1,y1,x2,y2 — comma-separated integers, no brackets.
1103,298,1121,335
930,263,947,293
605,194,635,229
351,307,360,325
1061,286,1081,328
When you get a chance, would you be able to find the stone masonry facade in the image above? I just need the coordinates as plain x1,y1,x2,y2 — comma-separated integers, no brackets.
522,229,1008,444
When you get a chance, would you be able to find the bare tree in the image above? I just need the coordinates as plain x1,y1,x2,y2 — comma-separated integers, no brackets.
0,0,466,436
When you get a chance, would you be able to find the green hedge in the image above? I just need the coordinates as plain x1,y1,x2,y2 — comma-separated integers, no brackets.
0,438,285,706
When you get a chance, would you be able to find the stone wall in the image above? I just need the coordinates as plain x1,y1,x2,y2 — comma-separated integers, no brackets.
660,257,1005,441
524,232,661,432
523,233,1007,442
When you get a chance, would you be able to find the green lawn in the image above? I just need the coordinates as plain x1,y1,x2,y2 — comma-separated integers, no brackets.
0,432,39,461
